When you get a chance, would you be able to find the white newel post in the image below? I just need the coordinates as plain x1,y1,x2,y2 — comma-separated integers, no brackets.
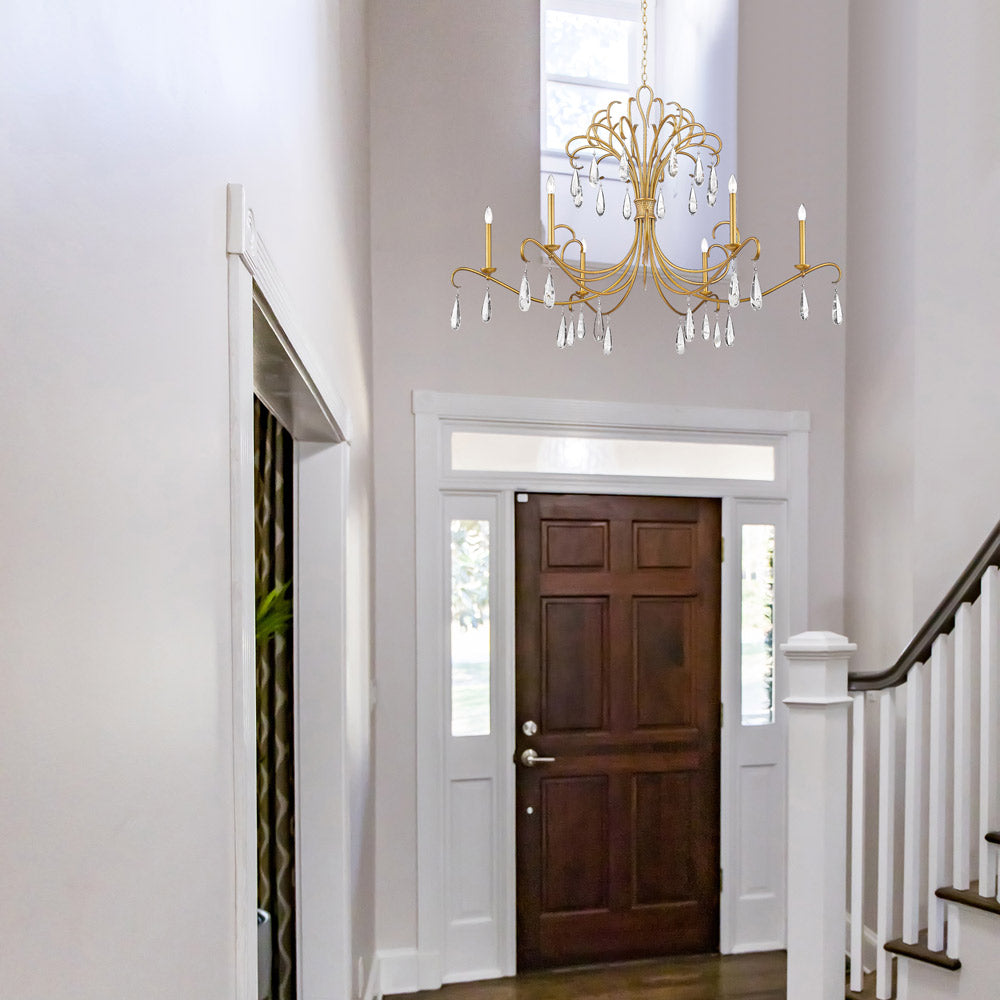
782,631,856,1000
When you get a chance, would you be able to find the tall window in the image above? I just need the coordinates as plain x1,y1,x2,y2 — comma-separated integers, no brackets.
539,1,738,265
541,0,644,157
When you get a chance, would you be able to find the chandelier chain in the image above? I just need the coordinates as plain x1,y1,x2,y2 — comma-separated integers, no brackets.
640,0,648,86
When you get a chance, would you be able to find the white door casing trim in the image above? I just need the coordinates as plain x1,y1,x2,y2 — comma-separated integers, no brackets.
227,184,353,1000
413,390,809,990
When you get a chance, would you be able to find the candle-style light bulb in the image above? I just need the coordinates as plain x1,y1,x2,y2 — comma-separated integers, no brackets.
798,204,807,268
545,175,556,245
728,176,738,247
484,206,493,271
701,238,709,253
701,238,709,291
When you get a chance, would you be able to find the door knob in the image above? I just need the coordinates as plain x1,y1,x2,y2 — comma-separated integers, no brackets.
520,748,556,767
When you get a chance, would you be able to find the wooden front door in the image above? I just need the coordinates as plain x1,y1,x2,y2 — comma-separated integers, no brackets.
514,493,722,970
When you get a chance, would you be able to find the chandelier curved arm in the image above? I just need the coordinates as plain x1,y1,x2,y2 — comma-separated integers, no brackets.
710,222,762,261
531,220,644,296
450,266,518,294
518,224,591,263
568,229,642,284
644,226,729,301
521,225,634,283
646,258,691,317
449,264,629,312
594,256,641,316
759,261,842,298
563,102,623,175
519,234,637,294
569,231,645,316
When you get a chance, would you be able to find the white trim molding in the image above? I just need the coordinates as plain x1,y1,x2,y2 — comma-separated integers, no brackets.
227,184,352,444
412,389,810,434
374,949,420,997
413,390,811,986
227,184,354,1000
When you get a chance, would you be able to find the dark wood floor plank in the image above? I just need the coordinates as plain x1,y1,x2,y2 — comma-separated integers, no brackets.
394,951,786,1000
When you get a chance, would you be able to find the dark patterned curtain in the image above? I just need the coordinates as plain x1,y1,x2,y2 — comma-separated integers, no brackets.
254,397,296,1000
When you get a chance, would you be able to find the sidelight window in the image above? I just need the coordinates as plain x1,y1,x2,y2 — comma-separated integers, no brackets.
450,519,492,737
740,523,775,726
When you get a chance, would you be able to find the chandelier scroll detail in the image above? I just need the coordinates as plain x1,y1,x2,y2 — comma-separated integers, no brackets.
449,4,842,355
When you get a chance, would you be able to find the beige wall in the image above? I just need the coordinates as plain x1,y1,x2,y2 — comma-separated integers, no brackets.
0,1,374,996
370,0,849,954
845,0,1000,672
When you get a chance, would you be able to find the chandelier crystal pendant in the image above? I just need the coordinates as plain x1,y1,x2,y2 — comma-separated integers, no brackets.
450,0,842,353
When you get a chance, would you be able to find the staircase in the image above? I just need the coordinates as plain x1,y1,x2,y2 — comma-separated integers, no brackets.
784,521,1000,1000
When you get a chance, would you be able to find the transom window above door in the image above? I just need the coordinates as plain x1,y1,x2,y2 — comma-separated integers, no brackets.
450,430,776,482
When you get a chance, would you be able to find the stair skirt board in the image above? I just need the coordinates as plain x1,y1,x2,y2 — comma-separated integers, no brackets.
845,877,1000,998
898,906,997,1000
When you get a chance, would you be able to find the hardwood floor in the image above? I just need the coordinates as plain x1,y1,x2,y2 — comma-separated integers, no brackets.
395,951,786,1000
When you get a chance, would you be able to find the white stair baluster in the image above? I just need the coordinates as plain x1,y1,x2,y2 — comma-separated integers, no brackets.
946,602,974,961
902,663,924,945
850,692,865,993
980,567,1000,899
927,633,952,952
875,688,897,1000
953,602,973,892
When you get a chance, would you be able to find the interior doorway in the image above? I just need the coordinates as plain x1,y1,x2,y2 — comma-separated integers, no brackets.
514,493,721,969
254,397,297,1000
227,184,354,1000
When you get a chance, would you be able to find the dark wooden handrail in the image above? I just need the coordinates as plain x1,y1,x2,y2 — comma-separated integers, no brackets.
848,517,1000,691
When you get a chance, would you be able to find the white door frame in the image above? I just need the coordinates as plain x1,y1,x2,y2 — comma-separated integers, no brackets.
227,184,354,1000
409,390,808,991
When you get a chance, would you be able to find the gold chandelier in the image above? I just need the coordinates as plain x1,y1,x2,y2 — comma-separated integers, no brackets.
450,1,842,354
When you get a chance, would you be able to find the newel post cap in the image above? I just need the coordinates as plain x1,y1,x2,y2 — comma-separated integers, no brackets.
781,630,857,659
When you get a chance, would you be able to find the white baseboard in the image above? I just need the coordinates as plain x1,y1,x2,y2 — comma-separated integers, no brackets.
862,923,878,975
364,952,382,1000
730,940,784,954
374,949,421,996
845,912,878,974
442,968,503,984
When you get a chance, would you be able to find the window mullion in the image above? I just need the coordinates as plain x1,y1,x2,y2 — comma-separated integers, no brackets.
545,0,641,22
545,72,632,91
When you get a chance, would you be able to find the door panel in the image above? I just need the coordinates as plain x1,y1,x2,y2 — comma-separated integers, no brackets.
542,598,608,732
515,493,721,969
541,776,610,911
